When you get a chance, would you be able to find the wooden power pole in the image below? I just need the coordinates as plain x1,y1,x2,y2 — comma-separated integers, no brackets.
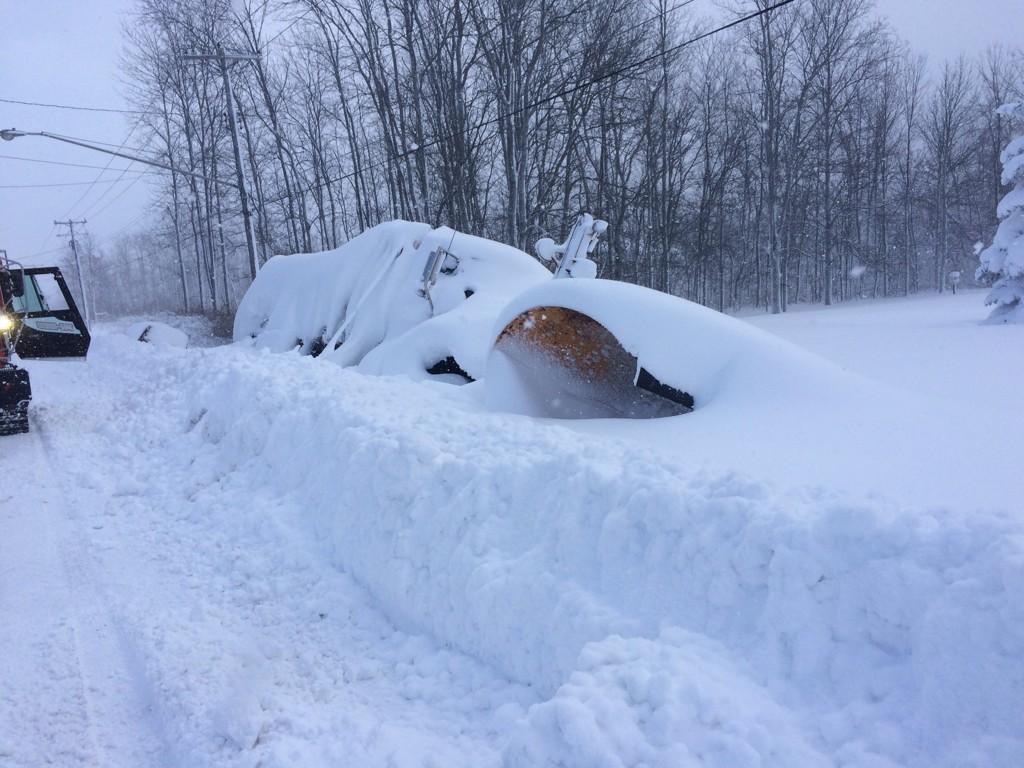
54,219,90,326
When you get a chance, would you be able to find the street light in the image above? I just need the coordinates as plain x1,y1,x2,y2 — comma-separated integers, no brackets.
0,127,234,188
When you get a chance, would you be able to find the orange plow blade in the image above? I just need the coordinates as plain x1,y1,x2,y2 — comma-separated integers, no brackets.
490,306,693,419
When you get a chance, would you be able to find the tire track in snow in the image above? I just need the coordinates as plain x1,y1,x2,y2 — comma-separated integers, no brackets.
0,430,101,767
19,332,535,767
26,402,172,768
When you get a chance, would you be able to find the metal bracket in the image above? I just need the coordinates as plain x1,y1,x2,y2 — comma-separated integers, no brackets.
419,247,460,312
536,213,609,280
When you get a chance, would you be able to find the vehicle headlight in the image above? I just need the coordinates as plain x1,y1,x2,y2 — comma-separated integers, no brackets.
0,314,14,332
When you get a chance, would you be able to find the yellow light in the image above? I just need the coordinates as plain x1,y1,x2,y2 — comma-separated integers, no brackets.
0,314,14,332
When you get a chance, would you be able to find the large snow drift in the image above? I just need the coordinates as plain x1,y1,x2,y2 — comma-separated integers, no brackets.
235,222,843,421
487,278,849,418
14,295,1020,767
233,221,550,381
224,225,1024,765
190,337,1024,768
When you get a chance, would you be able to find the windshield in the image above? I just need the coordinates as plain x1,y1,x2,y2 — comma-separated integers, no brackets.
10,274,47,314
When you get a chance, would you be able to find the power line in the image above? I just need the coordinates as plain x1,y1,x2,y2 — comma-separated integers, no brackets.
1,1,696,176
260,6,312,49
262,0,701,208
271,0,798,205
74,124,149,220
84,173,149,220
64,121,144,220
30,208,154,258
2,131,234,189
25,244,68,260
34,223,58,255
46,131,158,155
0,96,155,116
76,165,140,219
0,178,150,189
0,154,151,173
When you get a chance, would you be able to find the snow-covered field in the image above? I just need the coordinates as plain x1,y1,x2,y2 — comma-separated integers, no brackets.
2,290,1022,767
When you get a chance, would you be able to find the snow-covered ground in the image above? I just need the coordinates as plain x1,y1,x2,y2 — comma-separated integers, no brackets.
2,290,1022,767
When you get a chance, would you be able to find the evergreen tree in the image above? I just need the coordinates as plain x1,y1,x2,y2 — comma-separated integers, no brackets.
977,102,1024,323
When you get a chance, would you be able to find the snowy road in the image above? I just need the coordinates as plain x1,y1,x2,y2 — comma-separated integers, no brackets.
0,393,167,766
2,334,530,767
2,293,1023,767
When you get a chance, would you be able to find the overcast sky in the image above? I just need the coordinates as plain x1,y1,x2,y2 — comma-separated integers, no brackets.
2,0,1022,267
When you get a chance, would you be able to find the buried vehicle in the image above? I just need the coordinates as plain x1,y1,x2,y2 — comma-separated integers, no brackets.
1,250,91,435
235,216,781,419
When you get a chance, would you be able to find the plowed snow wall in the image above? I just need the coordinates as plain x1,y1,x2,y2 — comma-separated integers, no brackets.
191,348,1024,768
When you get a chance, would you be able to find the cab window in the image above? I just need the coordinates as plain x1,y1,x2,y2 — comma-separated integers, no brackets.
11,275,45,314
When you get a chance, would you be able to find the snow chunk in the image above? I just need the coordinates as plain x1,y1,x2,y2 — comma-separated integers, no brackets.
505,632,831,768
126,321,189,348
209,653,269,751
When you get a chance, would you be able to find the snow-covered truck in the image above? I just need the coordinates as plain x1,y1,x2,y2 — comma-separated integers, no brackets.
0,251,90,435
234,216,707,419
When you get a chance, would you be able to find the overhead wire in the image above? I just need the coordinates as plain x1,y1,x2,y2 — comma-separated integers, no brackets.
45,131,158,155
0,154,150,173
25,244,68,259
63,120,145,220
0,178,151,189
80,166,148,220
266,0,798,206
7,0,794,248
259,0,702,209
86,176,149,220
0,96,154,116
32,223,58,256
259,5,313,50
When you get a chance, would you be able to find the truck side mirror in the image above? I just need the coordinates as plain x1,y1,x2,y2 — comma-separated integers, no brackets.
10,271,24,298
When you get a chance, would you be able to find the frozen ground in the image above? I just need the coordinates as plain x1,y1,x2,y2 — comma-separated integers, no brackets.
2,290,1022,767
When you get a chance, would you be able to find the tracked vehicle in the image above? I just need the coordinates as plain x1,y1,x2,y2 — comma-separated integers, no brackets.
1,250,90,435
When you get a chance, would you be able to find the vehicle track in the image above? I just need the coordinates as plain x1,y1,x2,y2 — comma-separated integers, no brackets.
8,332,532,767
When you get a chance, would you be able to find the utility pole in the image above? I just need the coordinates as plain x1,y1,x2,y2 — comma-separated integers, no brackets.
183,47,260,281
54,219,90,326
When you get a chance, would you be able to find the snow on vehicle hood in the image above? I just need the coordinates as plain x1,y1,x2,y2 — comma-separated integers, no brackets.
233,221,550,381
487,278,855,413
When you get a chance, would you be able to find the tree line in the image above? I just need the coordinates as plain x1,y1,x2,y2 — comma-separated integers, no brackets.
84,0,1024,318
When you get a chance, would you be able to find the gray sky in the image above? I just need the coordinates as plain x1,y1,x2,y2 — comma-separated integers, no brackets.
2,0,1022,267
0,0,152,266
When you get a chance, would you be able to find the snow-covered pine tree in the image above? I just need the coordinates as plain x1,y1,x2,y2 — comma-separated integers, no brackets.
977,102,1024,323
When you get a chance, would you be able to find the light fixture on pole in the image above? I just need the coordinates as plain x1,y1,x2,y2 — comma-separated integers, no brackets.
0,128,233,188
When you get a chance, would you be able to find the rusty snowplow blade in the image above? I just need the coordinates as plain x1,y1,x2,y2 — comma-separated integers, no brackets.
491,306,694,419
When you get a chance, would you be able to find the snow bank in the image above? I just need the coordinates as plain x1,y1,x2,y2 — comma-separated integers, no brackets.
190,344,1024,768
233,221,550,380
486,278,849,416
504,632,831,768
237,232,856,422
